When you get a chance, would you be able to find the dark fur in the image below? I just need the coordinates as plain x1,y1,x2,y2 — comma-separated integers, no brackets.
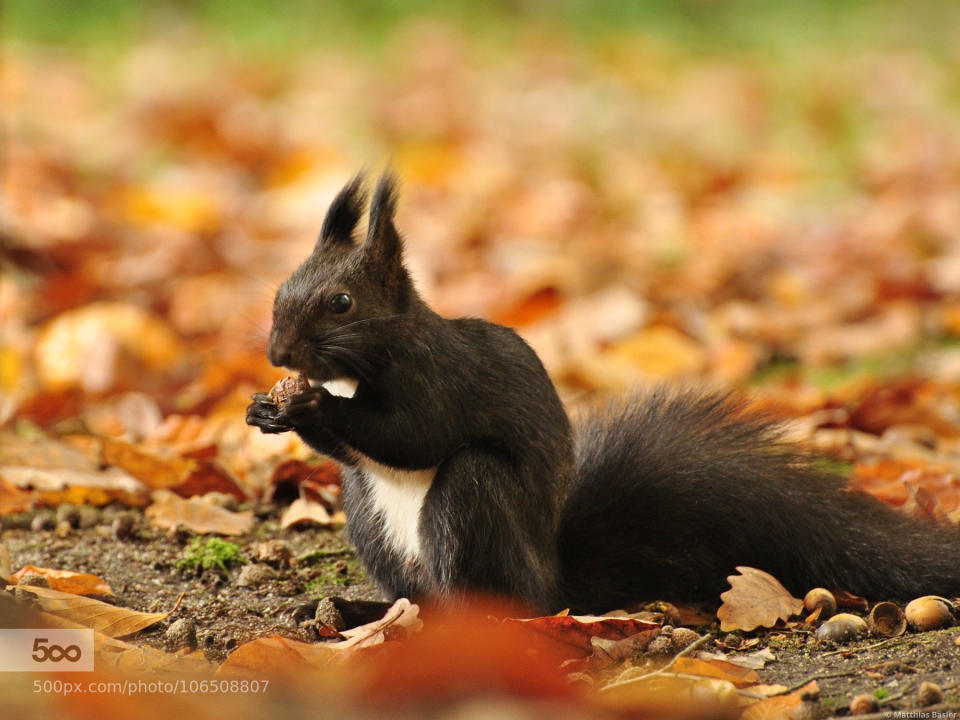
559,391,960,611
248,174,960,613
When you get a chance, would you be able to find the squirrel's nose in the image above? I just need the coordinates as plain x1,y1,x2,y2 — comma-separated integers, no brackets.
267,343,292,368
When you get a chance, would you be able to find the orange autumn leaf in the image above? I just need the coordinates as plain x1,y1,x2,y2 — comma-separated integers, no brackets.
218,598,422,678
10,565,113,596
672,657,759,687
103,438,248,499
741,681,820,720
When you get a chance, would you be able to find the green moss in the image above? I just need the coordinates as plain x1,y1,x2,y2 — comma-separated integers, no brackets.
303,557,364,592
177,537,246,573
873,688,890,700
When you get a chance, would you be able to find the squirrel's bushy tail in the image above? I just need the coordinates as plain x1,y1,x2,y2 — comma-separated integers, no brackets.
557,388,960,612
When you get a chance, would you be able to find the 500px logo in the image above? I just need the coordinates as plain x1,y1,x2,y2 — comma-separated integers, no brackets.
32,637,83,663
0,630,94,672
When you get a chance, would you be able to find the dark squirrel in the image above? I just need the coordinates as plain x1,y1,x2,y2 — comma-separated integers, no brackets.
247,174,960,613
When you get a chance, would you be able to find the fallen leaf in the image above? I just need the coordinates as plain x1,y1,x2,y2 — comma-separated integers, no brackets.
506,613,661,658
280,497,337,528
102,438,248,499
334,597,423,649
9,565,113,595
11,585,171,637
717,566,803,632
217,598,422,678
145,489,254,535
672,657,759,687
0,476,35,515
832,589,869,611
741,680,819,720
0,466,148,507
216,635,339,679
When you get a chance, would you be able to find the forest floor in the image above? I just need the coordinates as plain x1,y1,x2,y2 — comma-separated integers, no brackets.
3,503,959,719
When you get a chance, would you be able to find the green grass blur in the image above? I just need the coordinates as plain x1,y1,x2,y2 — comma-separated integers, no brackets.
5,0,960,59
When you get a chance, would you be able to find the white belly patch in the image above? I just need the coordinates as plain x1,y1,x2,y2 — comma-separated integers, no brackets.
357,455,436,561
312,377,358,399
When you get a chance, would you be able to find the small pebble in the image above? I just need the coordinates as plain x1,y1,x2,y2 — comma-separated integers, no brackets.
165,618,197,650
56,504,80,528
77,506,101,529
112,513,135,541
670,627,700,652
236,564,277,588
314,597,345,631
917,681,943,707
54,520,72,538
646,633,674,657
13,572,50,605
30,514,54,532
255,540,292,567
18,572,51,588
849,694,879,715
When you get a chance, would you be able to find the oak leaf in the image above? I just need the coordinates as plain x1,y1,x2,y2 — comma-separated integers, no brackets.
717,566,803,632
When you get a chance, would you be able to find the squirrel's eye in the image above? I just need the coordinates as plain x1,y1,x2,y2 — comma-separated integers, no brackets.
330,293,353,314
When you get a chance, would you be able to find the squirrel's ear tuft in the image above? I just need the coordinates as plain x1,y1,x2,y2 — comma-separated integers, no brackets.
362,172,403,267
317,175,367,251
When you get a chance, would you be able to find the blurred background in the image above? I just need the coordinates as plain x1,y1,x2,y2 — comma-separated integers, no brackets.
4,3,960,714
4,0,960,447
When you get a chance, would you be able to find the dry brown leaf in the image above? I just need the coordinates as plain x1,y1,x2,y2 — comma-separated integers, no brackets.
672,657,759,687
741,680,819,720
506,613,661,658
32,610,217,674
101,437,193,488
9,565,113,595
216,634,339,679
280,497,337,528
11,585,171,637
217,598,422,678
102,438,247,500
334,597,423,649
717,566,803,632
145,489,254,535
103,642,218,675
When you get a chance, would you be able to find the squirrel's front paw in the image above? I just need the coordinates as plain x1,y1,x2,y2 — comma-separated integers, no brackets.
278,388,326,427
246,393,294,434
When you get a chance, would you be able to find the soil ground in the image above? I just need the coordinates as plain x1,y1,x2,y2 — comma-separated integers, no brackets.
3,504,959,718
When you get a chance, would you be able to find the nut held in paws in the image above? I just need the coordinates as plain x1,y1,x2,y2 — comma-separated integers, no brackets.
269,376,309,406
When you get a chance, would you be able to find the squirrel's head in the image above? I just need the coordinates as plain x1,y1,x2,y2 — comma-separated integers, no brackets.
267,173,417,385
